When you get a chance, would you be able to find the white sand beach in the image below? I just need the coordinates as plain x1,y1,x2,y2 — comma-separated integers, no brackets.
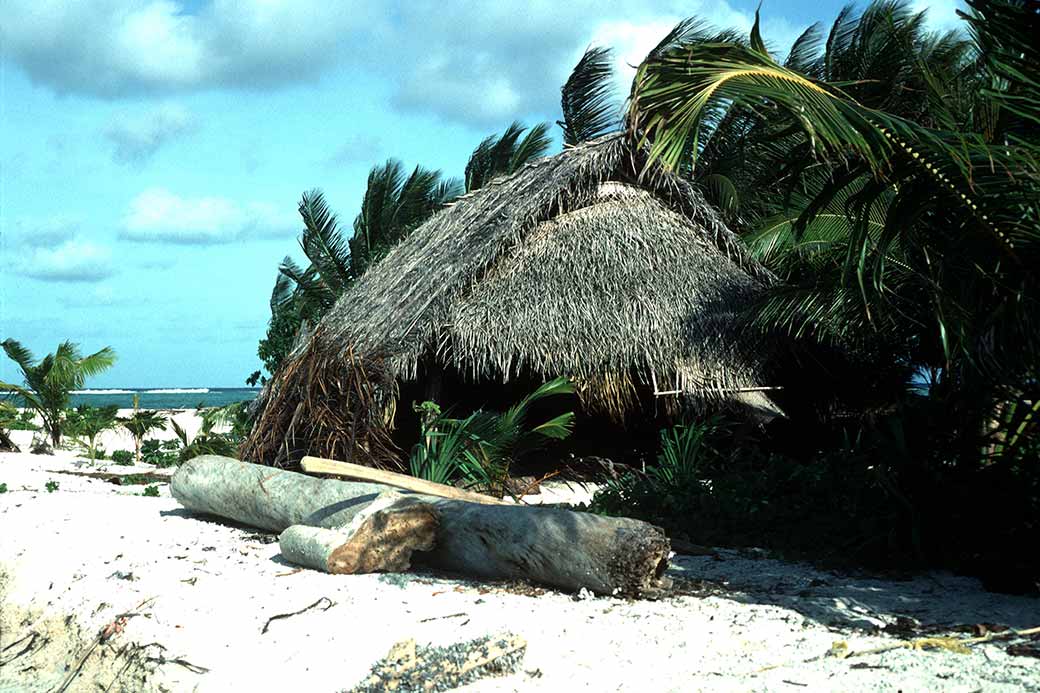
1,436,1038,692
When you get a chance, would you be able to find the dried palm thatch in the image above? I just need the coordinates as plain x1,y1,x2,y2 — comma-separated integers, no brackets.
244,135,776,469
245,334,401,469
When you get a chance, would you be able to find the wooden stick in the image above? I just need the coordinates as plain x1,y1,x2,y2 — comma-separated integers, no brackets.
301,455,510,505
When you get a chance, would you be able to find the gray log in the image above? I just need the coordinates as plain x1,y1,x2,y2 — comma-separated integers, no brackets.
171,456,670,595
170,455,397,531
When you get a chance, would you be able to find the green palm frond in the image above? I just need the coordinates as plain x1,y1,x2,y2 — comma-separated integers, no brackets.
299,189,352,294
465,122,553,192
785,23,824,74
0,380,41,410
510,122,553,170
74,347,117,382
559,46,620,145
1,339,35,373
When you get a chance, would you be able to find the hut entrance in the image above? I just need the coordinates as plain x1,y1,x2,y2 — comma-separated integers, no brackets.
392,361,672,479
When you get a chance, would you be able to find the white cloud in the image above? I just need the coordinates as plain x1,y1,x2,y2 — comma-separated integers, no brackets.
119,188,297,244
19,240,115,283
105,103,197,165
1,0,805,127
386,1,803,126
0,0,379,97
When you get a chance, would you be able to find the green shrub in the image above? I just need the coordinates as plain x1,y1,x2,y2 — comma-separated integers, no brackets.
170,403,250,462
589,406,1040,592
0,483,7,493
408,377,576,496
141,485,160,497
65,405,119,464
111,450,134,466
142,439,180,467
45,480,59,493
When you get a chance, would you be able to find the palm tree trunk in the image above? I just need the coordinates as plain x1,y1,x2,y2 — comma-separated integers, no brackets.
135,436,142,465
0,428,18,453
50,423,61,448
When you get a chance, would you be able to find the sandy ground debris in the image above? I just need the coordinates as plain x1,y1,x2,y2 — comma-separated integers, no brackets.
1,435,1038,692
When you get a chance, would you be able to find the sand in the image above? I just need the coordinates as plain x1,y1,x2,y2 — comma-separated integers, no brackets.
1,423,1039,692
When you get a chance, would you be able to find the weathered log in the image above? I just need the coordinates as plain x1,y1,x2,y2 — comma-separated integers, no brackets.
171,456,670,595
170,455,396,532
279,493,439,574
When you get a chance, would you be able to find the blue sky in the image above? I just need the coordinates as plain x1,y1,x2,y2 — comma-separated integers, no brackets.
0,0,963,387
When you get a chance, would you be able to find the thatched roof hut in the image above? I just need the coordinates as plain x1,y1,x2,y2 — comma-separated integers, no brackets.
245,135,778,469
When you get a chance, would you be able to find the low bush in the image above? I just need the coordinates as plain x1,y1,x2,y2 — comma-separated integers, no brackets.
142,439,180,467
589,406,1040,593
111,450,135,466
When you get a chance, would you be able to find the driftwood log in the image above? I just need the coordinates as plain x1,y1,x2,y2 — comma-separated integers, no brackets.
171,456,670,595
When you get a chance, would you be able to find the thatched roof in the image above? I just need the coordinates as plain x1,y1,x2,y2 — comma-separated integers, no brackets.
320,135,769,391
246,135,776,468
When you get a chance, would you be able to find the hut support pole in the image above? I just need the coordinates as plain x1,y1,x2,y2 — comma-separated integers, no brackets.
171,455,671,595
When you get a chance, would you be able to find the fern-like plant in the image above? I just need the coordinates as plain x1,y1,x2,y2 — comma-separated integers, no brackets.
409,377,577,497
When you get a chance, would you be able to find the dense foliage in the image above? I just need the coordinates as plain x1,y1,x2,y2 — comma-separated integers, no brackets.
171,402,250,461
580,0,1038,589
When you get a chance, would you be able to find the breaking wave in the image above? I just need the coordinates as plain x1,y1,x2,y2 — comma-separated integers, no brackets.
142,388,210,394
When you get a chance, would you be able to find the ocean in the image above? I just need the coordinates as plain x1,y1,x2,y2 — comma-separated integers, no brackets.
5,388,260,410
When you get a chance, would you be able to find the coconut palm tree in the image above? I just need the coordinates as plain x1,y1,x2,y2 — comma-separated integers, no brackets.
352,162,463,273
624,0,1039,458
0,339,116,449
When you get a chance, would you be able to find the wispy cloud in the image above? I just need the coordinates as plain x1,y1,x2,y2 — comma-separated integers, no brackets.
324,135,381,168
119,188,297,244
18,240,115,283
105,103,197,165
8,216,81,248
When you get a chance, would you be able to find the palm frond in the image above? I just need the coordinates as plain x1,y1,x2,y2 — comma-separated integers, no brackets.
299,189,352,294
559,46,620,145
465,122,553,192
1,339,35,373
509,122,552,170
78,347,117,379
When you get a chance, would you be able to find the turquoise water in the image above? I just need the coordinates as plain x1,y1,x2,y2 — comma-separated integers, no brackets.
4,388,259,410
